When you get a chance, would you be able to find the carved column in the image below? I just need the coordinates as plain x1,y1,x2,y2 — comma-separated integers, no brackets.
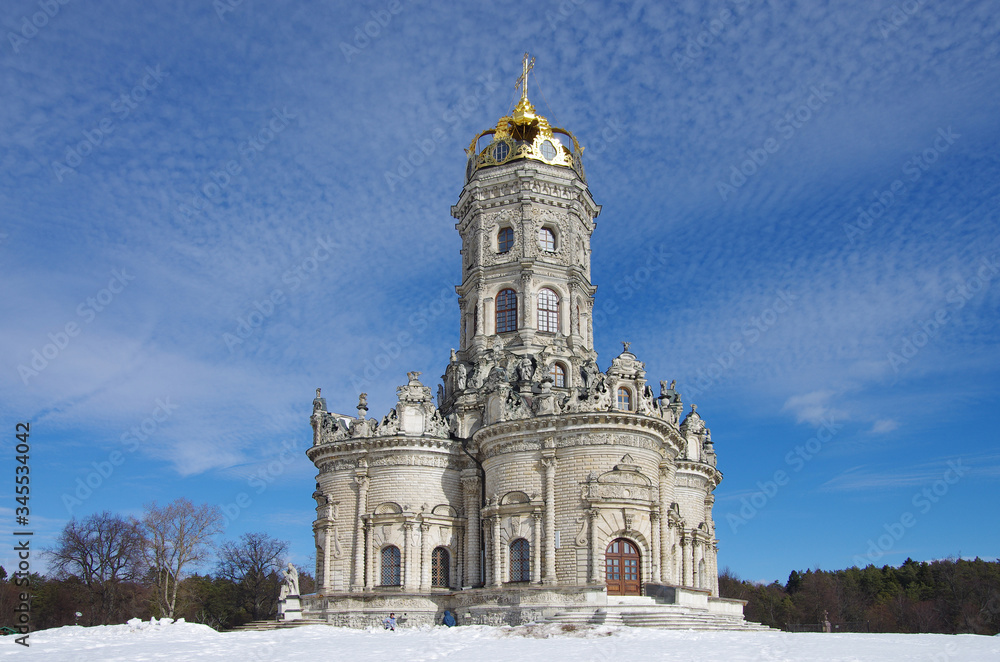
484,297,494,336
532,511,542,584
402,520,414,590
687,534,696,587
586,300,594,349
568,285,579,337
352,474,369,591
696,538,704,589
658,462,675,584
541,456,558,584
679,534,689,587
313,523,326,590
711,542,720,596
588,508,601,583
520,272,534,343
650,509,661,583
491,515,503,586
420,522,431,592
455,526,464,590
364,520,374,590
461,472,481,586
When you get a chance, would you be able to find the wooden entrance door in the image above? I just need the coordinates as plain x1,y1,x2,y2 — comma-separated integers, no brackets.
605,538,641,595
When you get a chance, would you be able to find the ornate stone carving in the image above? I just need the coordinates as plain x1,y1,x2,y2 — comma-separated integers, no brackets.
574,513,589,547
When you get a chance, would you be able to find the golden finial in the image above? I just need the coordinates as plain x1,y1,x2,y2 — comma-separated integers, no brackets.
512,53,537,123
515,52,535,102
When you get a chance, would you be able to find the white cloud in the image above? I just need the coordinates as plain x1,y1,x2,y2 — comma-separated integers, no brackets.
782,390,842,425
870,419,899,434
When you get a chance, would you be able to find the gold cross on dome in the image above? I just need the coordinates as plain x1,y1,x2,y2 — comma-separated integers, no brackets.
515,52,535,100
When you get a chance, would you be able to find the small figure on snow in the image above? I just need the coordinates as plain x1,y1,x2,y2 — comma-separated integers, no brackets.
384,612,397,631
442,610,456,627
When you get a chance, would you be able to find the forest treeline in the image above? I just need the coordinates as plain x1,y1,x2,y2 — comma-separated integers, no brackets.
4,499,997,635
719,558,1000,634
1,500,313,632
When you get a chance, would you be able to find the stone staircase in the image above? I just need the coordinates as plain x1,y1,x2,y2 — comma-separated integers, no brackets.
231,618,328,631
544,596,775,631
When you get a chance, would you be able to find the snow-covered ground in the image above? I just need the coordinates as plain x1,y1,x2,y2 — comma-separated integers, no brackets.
1,619,997,661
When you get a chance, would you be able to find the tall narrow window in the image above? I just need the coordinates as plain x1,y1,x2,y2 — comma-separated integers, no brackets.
509,538,531,582
498,227,514,253
537,288,559,333
549,362,566,387
432,547,450,588
617,387,632,411
538,227,555,252
496,288,517,333
381,545,401,586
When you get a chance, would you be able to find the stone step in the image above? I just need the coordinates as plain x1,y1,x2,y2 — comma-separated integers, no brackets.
545,608,776,632
231,619,328,631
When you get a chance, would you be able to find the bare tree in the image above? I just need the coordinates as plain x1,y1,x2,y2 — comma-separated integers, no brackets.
46,511,146,624
217,532,288,621
142,498,224,618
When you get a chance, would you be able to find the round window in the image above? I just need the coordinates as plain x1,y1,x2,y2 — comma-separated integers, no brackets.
540,140,557,160
493,141,510,163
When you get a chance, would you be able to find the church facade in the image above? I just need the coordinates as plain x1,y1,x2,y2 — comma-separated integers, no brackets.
302,60,742,627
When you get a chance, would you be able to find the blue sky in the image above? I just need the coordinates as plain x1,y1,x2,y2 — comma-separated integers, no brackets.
2,0,998,584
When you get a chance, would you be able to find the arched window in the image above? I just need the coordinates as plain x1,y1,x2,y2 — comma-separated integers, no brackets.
496,288,517,333
537,227,555,252
509,538,530,582
537,288,559,333
498,227,514,253
380,546,401,586
432,547,450,588
549,362,566,387
617,387,632,411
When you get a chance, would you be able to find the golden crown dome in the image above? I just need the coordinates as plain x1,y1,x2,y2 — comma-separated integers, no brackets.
465,53,586,183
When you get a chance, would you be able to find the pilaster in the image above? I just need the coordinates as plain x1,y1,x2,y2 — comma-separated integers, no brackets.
352,473,369,591
541,455,558,584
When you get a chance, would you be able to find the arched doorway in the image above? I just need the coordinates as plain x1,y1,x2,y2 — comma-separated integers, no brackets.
605,538,641,595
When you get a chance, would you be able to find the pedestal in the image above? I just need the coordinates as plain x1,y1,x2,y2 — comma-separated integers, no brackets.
278,595,303,621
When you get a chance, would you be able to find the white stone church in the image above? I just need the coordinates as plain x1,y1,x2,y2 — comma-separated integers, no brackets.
300,59,759,628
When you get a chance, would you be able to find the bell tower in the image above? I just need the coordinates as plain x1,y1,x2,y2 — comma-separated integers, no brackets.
451,54,601,379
